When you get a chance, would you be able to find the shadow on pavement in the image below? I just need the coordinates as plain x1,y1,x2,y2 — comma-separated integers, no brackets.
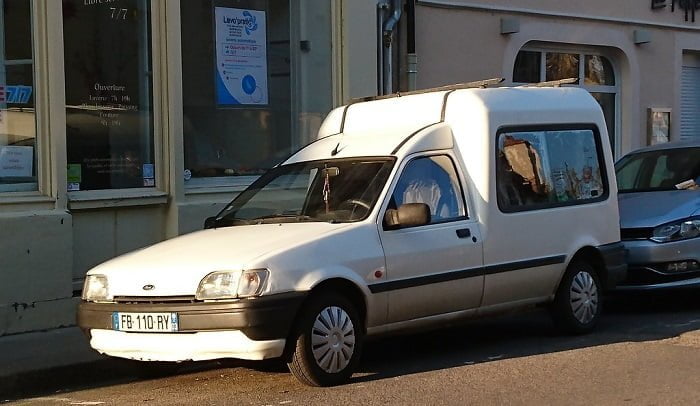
3,290,699,400
351,289,700,383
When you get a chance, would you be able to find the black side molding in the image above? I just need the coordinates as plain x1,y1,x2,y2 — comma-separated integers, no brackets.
369,255,566,294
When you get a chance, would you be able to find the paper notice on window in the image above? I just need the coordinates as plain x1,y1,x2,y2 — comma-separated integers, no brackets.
0,146,33,177
214,7,268,106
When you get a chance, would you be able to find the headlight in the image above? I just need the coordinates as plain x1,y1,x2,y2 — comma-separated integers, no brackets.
82,275,111,302
652,217,700,243
195,269,269,300
237,269,270,298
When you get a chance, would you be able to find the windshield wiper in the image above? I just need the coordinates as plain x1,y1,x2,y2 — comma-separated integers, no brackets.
250,214,313,224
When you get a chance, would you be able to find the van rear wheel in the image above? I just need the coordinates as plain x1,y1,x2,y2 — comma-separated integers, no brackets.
287,292,363,386
551,261,602,334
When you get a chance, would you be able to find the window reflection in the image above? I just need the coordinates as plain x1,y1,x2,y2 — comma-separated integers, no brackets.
497,129,606,211
63,0,155,191
0,0,37,193
585,55,615,86
513,51,541,83
546,53,579,82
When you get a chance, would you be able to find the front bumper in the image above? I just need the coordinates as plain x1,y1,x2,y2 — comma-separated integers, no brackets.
597,242,628,290
616,237,700,290
89,329,286,362
78,291,307,361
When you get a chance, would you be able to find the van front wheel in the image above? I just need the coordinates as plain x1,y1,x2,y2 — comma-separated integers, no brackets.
551,261,602,334
287,293,363,386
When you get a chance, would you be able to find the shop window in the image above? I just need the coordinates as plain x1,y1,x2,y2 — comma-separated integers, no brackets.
181,0,333,187
513,49,619,155
546,53,579,82
497,127,607,212
0,0,37,193
513,51,540,84
63,0,155,191
585,55,615,86
390,155,466,223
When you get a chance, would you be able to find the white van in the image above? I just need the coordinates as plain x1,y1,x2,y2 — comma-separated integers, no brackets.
78,85,627,386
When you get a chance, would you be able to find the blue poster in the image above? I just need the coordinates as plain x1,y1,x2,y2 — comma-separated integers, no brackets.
214,7,268,106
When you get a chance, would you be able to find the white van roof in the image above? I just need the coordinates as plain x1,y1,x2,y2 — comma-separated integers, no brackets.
284,86,604,164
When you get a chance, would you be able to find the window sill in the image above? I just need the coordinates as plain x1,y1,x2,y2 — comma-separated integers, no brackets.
0,193,57,212
68,189,169,210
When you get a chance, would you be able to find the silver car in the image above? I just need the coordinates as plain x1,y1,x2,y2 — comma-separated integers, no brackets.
615,140,700,290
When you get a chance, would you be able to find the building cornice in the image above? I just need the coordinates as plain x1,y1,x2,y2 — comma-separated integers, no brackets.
417,0,700,32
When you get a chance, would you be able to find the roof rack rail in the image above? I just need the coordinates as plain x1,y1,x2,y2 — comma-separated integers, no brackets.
349,77,505,104
519,77,579,88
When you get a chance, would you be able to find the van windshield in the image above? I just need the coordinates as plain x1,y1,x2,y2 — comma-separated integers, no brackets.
616,147,700,193
212,157,395,226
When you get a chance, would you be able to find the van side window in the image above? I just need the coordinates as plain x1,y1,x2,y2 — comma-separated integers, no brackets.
390,155,466,223
497,127,607,212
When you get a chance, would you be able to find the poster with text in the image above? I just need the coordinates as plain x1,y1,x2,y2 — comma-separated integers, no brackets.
215,7,268,106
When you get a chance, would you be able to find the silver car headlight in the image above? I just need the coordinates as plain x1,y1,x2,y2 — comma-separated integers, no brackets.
652,217,700,243
196,269,269,300
82,274,112,302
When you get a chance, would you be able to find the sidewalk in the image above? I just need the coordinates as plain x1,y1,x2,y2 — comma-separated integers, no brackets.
0,327,111,399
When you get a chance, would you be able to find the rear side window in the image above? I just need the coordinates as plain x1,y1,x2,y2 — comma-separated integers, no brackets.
496,126,608,212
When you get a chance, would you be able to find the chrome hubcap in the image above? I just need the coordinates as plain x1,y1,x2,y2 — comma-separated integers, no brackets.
570,271,599,324
311,306,355,373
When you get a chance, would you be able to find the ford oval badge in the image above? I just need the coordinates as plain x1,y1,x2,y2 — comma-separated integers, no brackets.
142,284,155,291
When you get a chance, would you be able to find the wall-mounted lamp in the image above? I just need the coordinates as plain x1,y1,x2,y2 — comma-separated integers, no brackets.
500,18,520,35
634,30,652,45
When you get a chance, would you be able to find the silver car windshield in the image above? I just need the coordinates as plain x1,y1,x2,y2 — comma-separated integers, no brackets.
213,158,395,226
616,147,700,193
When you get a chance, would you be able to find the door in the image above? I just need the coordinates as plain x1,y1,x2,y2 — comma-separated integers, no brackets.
377,154,484,323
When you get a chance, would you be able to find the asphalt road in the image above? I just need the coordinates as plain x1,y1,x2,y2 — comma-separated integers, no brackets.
5,291,700,405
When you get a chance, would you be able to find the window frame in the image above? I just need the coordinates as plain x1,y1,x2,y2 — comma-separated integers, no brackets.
382,153,469,231
62,0,167,209
0,0,47,200
512,46,621,158
495,124,611,214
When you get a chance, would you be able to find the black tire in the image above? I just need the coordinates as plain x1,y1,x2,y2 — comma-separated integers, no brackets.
551,261,602,334
287,292,363,387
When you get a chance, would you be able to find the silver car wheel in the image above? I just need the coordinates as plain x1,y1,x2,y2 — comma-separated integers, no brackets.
311,306,356,373
570,271,599,324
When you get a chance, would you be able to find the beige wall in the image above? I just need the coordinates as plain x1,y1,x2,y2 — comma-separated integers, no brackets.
414,2,700,156
418,0,700,28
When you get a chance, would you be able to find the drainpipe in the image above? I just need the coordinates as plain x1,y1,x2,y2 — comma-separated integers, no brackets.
406,0,417,91
382,0,402,94
377,1,389,95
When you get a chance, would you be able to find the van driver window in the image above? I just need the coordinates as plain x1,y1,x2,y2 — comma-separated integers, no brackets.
497,128,606,212
391,155,466,222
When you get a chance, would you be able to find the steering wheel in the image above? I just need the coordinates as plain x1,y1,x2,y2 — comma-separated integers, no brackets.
337,199,372,219
339,198,371,211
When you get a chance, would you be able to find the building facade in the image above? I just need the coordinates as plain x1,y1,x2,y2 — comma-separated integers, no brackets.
0,0,379,338
2,0,700,340
413,0,700,155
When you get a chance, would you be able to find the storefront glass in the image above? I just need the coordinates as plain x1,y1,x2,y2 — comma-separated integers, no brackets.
0,0,37,193
63,0,155,191
181,0,333,187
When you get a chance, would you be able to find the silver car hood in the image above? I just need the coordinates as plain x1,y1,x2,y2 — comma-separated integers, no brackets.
619,191,700,228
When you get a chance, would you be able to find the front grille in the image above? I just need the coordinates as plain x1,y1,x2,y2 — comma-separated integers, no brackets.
622,266,700,286
112,296,198,304
620,227,653,240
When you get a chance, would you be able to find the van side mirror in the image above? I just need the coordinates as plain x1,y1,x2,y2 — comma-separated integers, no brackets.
384,203,431,229
204,216,218,229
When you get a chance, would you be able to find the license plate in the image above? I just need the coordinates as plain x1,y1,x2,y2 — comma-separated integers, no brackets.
112,312,179,332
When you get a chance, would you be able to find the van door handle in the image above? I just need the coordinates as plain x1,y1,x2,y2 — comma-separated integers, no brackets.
456,228,471,239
